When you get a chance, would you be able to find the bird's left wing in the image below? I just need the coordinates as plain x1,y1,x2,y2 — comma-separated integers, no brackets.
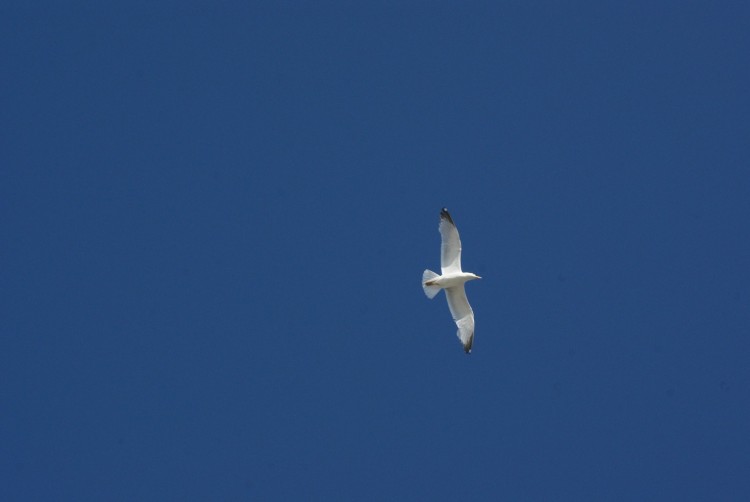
439,208,462,274
445,285,475,353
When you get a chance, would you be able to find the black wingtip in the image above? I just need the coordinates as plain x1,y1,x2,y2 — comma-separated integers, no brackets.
463,334,474,354
440,208,454,224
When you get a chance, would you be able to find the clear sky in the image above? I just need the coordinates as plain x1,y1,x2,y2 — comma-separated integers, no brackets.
3,3,750,500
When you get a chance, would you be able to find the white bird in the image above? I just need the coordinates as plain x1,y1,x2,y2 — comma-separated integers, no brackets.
422,208,481,353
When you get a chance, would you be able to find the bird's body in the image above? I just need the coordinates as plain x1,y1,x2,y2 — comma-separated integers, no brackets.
422,208,481,353
423,271,478,289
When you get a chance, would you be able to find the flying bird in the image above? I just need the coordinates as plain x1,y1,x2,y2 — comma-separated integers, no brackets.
422,208,481,353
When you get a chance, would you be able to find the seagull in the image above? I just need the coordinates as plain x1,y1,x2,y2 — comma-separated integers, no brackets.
422,208,481,353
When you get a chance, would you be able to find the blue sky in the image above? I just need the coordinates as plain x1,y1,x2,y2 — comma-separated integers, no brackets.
3,3,750,500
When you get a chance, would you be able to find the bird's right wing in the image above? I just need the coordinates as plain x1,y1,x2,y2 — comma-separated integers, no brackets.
445,285,475,353
439,208,462,274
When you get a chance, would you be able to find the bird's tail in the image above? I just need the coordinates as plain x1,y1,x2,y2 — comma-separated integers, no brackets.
422,269,441,299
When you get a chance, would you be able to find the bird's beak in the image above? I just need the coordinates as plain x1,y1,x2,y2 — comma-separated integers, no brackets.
476,275,482,279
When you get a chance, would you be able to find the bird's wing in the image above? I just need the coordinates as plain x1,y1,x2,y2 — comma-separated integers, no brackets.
439,208,462,274
445,285,475,353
